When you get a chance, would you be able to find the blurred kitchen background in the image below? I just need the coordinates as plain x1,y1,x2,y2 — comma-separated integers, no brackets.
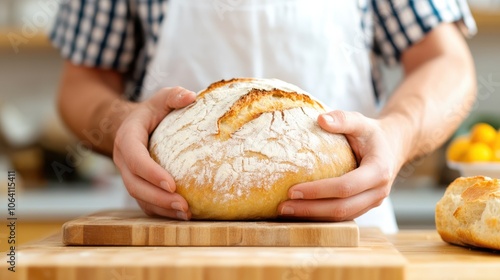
0,0,499,249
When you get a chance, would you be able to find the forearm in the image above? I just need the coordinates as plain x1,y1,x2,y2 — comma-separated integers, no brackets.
379,24,476,168
57,61,136,156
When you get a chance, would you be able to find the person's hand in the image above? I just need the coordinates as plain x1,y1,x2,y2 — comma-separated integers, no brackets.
113,87,196,220
278,110,405,221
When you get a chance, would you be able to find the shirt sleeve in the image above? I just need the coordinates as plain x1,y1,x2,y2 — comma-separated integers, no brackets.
372,0,477,66
50,0,137,73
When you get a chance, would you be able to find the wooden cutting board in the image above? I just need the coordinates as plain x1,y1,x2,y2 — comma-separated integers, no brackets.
62,210,359,247
0,228,406,280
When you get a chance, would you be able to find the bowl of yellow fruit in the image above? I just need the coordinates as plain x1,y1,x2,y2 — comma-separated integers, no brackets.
447,122,500,178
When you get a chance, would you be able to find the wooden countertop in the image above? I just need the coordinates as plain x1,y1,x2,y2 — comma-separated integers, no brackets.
388,230,500,280
1,229,499,280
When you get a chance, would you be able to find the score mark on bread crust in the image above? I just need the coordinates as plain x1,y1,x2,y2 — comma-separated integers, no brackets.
198,78,254,98
216,88,325,140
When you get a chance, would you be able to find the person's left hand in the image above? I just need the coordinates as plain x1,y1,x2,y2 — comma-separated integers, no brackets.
277,110,405,221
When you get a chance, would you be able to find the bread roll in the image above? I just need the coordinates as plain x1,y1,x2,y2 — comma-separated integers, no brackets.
435,176,500,250
149,78,357,220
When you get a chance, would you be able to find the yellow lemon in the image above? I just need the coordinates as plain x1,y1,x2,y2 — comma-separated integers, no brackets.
491,131,500,148
491,132,500,162
493,149,500,162
470,123,497,145
446,136,471,162
465,142,493,162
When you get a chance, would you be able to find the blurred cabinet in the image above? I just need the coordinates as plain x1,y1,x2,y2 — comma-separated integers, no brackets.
0,28,52,51
0,0,55,51
470,0,500,31
472,9,500,31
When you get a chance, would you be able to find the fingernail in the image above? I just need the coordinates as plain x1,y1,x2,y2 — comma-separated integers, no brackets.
176,211,188,220
160,180,173,192
171,202,183,211
323,114,334,124
291,191,304,199
177,89,191,99
280,206,295,215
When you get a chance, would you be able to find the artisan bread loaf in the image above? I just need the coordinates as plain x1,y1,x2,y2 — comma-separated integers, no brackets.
149,78,357,220
436,176,500,250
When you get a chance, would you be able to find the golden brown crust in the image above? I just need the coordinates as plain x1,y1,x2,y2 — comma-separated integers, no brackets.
217,88,325,140
461,180,499,202
198,78,255,98
436,176,500,250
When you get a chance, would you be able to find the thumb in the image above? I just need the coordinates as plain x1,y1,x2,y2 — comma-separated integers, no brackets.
317,110,371,137
146,86,196,124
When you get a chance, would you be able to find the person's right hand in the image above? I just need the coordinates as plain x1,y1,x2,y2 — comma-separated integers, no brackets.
113,87,196,220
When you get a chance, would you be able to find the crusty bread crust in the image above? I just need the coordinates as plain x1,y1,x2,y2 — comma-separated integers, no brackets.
198,78,254,98
436,176,500,250
149,78,357,220
217,88,324,140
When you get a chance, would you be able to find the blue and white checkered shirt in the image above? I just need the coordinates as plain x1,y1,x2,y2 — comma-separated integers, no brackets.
50,0,476,101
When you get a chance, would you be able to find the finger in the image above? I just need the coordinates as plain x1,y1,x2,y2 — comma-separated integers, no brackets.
117,87,195,189
278,187,389,221
317,110,372,137
114,129,177,192
119,161,189,212
113,87,196,191
146,87,196,126
137,200,192,221
288,159,392,199
278,198,381,222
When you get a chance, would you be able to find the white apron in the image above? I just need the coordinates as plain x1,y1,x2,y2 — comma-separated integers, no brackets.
140,0,398,233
